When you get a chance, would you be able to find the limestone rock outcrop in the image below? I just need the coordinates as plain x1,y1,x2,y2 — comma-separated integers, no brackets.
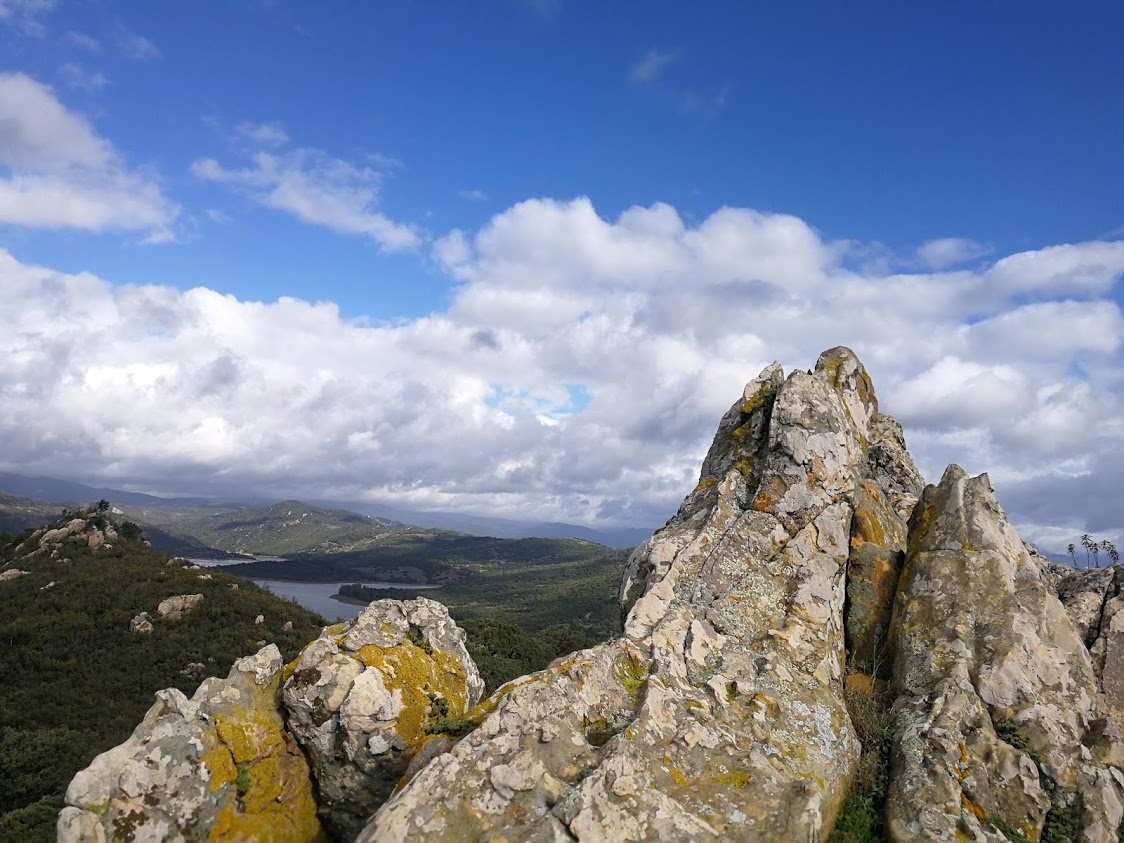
283,597,485,840
887,466,1124,841
60,599,485,843
157,593,205,620
1053,565,1124,742
361,347,923,842
58,645,327,843
15,509,118,558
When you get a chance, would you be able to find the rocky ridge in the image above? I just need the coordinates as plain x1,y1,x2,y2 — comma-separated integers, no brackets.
60,347,1124,842
59,598,483,843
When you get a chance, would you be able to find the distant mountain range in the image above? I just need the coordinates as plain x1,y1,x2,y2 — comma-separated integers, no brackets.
0,472,651,549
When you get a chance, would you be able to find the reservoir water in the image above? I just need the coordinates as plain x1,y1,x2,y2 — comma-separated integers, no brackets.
251,578,438,621
185,558,438,621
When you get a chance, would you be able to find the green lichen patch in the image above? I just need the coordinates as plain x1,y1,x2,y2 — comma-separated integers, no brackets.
615,650,648,704
740,384,777,418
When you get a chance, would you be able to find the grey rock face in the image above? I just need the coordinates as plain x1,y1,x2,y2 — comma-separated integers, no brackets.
1052,565,1124,737
283,597,485,841
362,347,917,842
129,611,154,634
886,466,1124,842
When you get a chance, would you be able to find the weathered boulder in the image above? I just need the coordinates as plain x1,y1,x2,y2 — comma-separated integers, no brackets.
129,612,154,634
886,465,1124,841
361,347,918,842
59,645,326,843
157,593,204,620
0,568,28,581
283,597,485,841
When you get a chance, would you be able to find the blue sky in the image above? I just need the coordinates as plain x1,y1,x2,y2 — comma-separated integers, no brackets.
1,1,1123,555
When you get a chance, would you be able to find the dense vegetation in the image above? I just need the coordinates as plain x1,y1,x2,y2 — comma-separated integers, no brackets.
332,541,628,689
337,542,624,639
0,512,327,842
457,618,599,692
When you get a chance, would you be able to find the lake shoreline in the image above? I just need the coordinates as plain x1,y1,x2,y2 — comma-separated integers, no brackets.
330,593,369,606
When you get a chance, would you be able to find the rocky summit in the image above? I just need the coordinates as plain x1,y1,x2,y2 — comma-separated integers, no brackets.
61,346,1124,842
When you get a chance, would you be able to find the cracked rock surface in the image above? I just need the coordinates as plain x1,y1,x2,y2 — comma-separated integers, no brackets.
361,347,925,842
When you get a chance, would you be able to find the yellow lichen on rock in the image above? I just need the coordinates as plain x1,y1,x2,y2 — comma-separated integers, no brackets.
61,646,327,843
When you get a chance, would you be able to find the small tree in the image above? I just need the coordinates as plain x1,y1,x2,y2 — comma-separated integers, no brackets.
1067,543,1077,565
1082,534,1095,568
1092,544,1101,568
1104,540,1120,567
96,499,110,513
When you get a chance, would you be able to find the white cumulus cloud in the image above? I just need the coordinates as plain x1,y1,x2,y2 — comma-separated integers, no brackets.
192,140,419,251
1,198,1122,557
0,72,176,235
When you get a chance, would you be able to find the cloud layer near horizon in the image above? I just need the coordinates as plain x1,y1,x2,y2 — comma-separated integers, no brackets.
2,197,1123,554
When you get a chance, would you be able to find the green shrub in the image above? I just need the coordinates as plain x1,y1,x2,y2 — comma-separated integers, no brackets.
829,680,892,842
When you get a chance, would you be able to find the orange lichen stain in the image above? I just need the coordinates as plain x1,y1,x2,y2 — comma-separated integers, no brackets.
752,491,776,512
850,504,886,547
959,792,987,822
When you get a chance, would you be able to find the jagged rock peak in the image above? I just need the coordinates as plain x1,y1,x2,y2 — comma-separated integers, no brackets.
361,346,924,842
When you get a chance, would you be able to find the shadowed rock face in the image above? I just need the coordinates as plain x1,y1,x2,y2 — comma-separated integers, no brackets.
360,347,924,842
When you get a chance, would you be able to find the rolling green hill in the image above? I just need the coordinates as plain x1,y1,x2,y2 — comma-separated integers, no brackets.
122,499,435,556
